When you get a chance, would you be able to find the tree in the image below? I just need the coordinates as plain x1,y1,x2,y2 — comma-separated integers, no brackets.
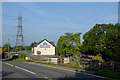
81,24,113,55
81,23,120,61
11,46,24,52
0,46,1,52
25,42,37,50
97,23,120,61
56,37,64,56
56,32,82,57
2,43,12,52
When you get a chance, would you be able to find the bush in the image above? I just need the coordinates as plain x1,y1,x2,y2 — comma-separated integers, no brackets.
18,54,26,58
5,56,8,59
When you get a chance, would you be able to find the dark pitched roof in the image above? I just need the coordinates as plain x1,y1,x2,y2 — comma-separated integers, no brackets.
49,42,55,46
33,39,55,47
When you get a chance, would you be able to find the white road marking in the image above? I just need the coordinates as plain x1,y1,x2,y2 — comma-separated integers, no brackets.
44,77,48,78
3,62,52,79
15,66,36,75
28,62,76,72
27,62,111,79
77,72,111,79
44,77,52,80
4,62,14,67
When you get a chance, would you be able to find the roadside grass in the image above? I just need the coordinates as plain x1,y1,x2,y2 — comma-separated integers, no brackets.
13,58,26,61
2,54,85,70
70,59,77,65
2,57,33,62
34,61,85,70
92,55,103,61
2,58,13,60
94,71,120,80
6,57,85,70
2,58,8,60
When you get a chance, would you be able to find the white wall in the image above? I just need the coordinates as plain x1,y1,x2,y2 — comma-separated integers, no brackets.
33,40,55,55
64,57,69,64
51,58,58,64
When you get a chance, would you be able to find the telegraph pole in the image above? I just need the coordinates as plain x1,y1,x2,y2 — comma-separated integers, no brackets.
8,39,10,58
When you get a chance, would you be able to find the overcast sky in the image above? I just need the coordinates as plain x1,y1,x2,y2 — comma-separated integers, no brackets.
2,2,118,46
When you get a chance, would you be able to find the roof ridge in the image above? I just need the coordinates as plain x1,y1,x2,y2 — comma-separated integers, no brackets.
33,39,55,47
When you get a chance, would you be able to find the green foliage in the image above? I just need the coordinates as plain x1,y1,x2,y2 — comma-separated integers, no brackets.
81,24,112,55
81,23,120,61
97,23,120,61
56,32,82,57
92,55,103,61
2,43,12,58
0,47,2,54
56,38,64,56
3,43,12,49
18,54,26,58
94,71,120,79
2,43,12,53
5,42,37,52
5,56,8,59
11,46,25,52
70,59,77,66
25,42,37,50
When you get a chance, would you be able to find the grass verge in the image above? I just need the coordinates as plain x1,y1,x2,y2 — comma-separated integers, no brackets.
9,58,85,70
34,61,85,70
94,71,120,80
2,57,85,70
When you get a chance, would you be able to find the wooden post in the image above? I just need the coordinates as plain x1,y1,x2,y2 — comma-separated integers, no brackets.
112,61,114,71
111,61,114,71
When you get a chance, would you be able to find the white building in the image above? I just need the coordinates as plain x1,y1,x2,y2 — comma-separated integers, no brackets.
26,39,69,64
32,39,55,55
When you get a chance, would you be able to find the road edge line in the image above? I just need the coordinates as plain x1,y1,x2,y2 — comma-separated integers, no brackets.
17,61,112,80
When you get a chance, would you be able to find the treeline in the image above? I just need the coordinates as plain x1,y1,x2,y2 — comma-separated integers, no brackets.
2,42,37,53
56,23,120,61
2,23,120,61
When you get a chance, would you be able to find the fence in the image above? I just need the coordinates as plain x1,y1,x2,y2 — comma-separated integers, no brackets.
69,56,120,71
25,56,69,64
79,59,120,71
98,61,120,71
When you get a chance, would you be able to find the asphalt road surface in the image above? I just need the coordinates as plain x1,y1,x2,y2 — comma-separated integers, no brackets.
2,60,110,80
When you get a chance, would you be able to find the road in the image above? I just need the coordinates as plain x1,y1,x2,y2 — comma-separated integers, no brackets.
2,60,110,80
